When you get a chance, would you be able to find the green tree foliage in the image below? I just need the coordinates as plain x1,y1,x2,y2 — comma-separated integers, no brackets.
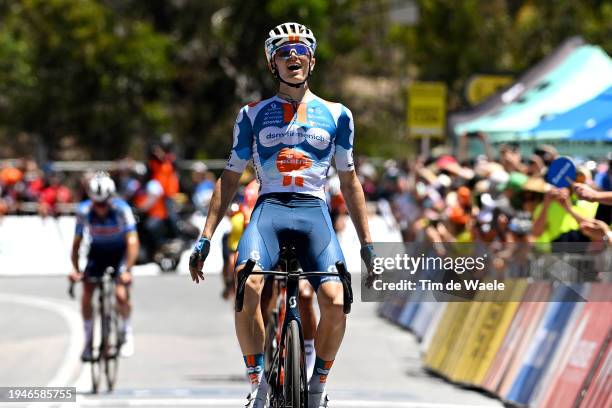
0,0,172,158
0,0,610,159
390,0,612,109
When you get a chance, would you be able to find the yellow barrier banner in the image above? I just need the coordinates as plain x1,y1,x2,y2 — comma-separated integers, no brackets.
443,290,491,383
473,280,528,385
424,302,466,373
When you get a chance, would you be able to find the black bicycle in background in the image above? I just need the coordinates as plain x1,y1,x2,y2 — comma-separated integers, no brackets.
235,246,353,408
69,267,122,394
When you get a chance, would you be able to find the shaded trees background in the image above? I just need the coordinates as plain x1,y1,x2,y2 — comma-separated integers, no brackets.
0,0,610,160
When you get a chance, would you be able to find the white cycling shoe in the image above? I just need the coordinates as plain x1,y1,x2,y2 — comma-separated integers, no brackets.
120,332,134,358
245,383,268,408
308,391,330,408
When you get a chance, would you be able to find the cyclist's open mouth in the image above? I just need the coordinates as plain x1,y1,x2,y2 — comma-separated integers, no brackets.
287,62,302,72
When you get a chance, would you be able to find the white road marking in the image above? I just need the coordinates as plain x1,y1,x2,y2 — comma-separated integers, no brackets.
0,294,82,388
0,294,83,408
67,397,497,407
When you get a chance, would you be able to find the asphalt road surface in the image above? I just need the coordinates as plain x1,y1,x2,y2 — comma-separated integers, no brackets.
0,275,502,407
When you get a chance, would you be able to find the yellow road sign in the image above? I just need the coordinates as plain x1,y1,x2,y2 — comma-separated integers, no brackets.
407,82,447,139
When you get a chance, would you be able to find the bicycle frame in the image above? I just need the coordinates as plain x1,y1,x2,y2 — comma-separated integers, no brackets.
235,252,353,407
69,267,121,393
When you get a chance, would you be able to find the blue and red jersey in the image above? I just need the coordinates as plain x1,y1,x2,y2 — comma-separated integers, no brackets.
75,198,136,251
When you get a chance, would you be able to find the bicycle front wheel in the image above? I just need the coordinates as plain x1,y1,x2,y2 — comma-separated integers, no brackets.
284,320,305,407
104,311,120,391
90,314,102,394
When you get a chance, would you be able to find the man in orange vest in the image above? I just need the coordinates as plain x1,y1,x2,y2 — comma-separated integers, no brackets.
148,136,180,236
133,170,168,261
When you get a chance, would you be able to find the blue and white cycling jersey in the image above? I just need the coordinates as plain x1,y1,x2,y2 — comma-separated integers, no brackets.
226,93,355,200
75,198,137,252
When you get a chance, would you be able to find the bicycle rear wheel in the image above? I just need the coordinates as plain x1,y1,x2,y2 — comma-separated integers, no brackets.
284,320,305,407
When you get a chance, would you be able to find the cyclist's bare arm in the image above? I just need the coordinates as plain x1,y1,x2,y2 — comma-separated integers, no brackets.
70,234,83,281
338,169,372,245
124,231,140,271
201,170,243,239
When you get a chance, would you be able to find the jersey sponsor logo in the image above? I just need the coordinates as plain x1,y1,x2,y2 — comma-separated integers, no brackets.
90,225,123,234
262,119,283,126
276,148,313,172
258,125,330,150
250,250,261,260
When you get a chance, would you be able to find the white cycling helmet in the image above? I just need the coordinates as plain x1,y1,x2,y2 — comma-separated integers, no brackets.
88,172,116,202
264,22,317,63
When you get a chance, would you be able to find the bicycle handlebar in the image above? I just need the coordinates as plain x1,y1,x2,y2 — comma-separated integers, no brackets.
235,259,353,314
67,267,115,300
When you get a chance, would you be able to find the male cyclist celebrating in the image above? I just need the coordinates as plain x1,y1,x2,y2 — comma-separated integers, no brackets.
69,172,139,361
189,22,374,407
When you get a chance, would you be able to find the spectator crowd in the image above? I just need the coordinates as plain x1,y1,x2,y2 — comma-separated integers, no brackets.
2,134,612,261
341,133,612,277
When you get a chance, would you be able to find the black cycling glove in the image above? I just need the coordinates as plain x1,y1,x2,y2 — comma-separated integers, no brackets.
360,243,377,288
189,237,211,271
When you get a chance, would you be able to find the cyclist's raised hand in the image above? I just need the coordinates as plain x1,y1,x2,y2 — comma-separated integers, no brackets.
189,237,211,284
360,243,377,288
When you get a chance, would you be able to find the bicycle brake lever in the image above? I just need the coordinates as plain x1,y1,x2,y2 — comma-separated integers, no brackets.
336,261,353,314
235,259,256,313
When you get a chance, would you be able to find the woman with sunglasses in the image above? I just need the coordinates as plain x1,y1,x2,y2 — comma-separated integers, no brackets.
189,22,375,408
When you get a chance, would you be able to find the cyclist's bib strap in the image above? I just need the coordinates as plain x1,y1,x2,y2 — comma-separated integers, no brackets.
235,193,344,292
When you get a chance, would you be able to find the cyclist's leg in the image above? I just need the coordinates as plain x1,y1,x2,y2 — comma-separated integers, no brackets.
299,200,346,401
312,279,345,367
115,276,134,357
82,257,102,359
115,281,130,320
81,276,95,321
260,276,276,328
234,201,279,395
298,280,316,338
109,259,135,357
82,281,96,339
83,255,104,321
105,253,130,322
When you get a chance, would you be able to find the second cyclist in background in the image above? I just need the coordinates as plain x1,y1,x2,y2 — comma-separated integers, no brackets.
69,172,140,361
